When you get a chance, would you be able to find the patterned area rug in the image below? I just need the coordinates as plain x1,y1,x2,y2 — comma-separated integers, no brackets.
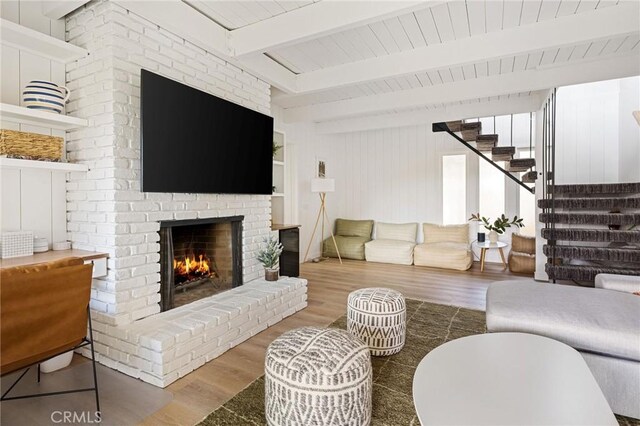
199,299,639,426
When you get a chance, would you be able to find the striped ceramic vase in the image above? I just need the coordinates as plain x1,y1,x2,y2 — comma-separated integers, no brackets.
22,80,70,114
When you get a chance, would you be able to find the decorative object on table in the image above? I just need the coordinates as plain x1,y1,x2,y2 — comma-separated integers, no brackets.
468,213,524,243
0,231,34,259
257,236,283,281
22,80,70,114
52,241,72,251
0,129,63,162
272,140,282,158
477,232,486,243
348,287,406,356
33,237,49,253
265,327,372,426
303,177,342,264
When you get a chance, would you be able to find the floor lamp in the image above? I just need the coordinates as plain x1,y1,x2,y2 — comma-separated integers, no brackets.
303,178,342,264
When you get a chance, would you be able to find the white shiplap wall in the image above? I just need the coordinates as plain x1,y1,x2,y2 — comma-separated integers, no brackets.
555,79,621,184
286,122,533,265
618,76,640,182
0,1,70,247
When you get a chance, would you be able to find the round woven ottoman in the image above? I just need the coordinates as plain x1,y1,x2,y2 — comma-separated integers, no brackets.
265,327,372,426
347,287,406,356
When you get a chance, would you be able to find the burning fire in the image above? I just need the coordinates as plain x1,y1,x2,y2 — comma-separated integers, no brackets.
174,254,213,284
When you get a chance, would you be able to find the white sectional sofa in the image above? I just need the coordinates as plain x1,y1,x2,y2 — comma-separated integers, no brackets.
486,274,640,418
364,222,418,265
414,223,473,271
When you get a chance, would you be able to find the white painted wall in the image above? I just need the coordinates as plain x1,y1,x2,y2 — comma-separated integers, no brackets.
0,1,70,247
618,76,640,182
274,116,533,265
554,79,621,184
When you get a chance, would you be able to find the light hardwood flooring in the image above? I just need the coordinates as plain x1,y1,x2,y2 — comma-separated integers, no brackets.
141,259,530,426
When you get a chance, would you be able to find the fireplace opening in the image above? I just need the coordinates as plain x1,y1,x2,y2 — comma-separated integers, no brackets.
159,216,243,311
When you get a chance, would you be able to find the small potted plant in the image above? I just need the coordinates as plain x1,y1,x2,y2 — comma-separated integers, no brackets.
469,213,525,243
273,141,282,159
257,236,283,281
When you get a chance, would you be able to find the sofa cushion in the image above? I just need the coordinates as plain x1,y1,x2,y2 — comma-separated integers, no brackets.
375,222,417,242
414,242,472,271
487,280,640,362
323,236,369,260
365,239,416,265
423,223,469,244
335,219,374,238
511,233,535,254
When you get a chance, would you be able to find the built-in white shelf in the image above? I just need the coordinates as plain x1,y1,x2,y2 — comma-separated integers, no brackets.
272,193,285,197
273,160,284,166
0,18,88,63
0,157,88,172
0,103,88,130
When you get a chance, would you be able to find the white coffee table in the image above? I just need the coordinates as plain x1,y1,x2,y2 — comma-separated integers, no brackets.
412,333,616,425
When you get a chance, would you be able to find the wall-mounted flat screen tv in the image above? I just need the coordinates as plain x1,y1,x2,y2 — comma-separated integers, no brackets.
140,69,273,195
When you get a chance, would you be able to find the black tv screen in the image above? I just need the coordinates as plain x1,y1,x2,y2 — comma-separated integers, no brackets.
140,69,273,194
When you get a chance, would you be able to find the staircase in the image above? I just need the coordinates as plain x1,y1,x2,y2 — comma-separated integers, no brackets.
539,182,640,282
433,119,536,193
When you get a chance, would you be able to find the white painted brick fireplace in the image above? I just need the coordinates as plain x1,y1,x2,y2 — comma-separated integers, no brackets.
64,0,306,387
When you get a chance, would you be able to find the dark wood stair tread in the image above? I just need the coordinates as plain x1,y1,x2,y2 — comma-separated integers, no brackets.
445,121,462,132
461,122,481,141
491,146,516,161
522,171,537,183
538,197,640,210
545,264,640,282
543,245,640,262
539,212,640,225
541,228,640,243
508,158,536,172
550,182,640,196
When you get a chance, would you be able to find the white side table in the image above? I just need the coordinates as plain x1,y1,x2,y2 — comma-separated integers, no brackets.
473,241,508,271
412,333,617,425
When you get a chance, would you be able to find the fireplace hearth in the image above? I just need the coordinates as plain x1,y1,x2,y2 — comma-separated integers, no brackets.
159,216,243,311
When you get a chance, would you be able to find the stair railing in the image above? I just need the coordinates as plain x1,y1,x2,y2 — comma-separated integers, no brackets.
541,89,557,281
432,121,535,194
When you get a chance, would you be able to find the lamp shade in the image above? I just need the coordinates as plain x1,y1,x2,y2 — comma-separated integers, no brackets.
311,178,335,193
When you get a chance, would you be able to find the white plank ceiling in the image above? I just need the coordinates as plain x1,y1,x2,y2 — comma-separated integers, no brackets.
268,0,622,74
272,34,640,109
185,0,320,30
152,0,639,124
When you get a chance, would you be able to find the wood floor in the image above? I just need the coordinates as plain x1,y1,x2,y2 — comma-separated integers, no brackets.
140,259,530,426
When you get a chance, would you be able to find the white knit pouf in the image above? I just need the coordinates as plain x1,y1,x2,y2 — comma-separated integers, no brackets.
265,327,372,426
347,287,406,356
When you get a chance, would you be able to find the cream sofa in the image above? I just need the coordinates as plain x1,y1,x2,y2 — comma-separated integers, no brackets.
414,223,472,271
364,222,418,265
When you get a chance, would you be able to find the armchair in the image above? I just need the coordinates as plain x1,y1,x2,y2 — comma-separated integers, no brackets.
414,223,472,271
323,219,374,260
1,257,100,412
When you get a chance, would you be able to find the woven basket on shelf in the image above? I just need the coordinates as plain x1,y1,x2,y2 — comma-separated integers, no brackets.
0,129,63,162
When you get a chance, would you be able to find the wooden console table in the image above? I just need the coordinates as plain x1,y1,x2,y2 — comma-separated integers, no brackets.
0,249,108,278
272,224,300,277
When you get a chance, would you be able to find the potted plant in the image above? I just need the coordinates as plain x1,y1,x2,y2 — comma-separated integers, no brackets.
273,141,282,159
257,236,283,281
469,213,525,243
